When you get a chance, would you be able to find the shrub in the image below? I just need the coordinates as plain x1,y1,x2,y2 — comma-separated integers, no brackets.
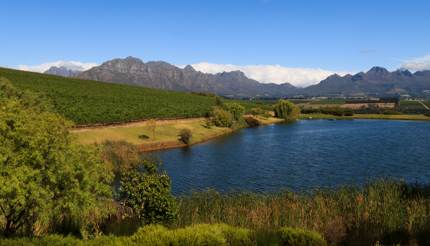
0,235,84,246
101,141,140,178
278,227,327,246
244,116,261,127
138,134,150,139
120,160,177,225
250,107,266,116
273,100,300,122
130,224,255,246
224,103,245,121
178,128,192,145
210,107,234,128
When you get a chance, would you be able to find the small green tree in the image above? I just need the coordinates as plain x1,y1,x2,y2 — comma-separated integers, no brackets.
0,79,112,237
120,160,177,225
210,107,234,127
224,103,245,121
273,99,300,122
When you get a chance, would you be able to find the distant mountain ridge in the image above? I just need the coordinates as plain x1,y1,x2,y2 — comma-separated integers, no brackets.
76,57,297,98
44,56,430,98
304,66,430,97
44,66,81,77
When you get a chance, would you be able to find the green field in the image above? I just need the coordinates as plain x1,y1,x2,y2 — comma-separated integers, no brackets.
399,100,430,114
0,68,248,125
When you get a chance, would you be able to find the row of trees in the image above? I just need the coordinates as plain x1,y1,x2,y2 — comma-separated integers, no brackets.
209,98,301,128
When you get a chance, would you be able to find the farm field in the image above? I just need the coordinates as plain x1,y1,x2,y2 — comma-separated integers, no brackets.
0,67,273,125
0,68,217,125
398,100,430,114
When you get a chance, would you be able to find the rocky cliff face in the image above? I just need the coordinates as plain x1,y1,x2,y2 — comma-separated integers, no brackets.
77,57,297,98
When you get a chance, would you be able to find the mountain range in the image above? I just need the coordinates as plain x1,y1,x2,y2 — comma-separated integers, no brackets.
44,66,81,77
44,56,430,98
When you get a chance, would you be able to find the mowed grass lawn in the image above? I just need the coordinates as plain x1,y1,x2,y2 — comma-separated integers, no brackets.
73,118,232,146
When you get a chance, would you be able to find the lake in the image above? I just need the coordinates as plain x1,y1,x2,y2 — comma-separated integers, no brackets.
148,120,430,194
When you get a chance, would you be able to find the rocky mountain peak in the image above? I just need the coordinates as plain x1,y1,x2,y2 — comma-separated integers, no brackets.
367,66,389,75
394,69,413,77
124,56,144,63
184,65,196,72
77,56,430,98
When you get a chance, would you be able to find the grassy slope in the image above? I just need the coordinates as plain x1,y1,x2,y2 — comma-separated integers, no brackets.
0,67,218,125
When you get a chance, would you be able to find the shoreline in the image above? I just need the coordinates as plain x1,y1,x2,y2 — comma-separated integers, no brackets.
73,116,284,152
73,113,429,152
300,113,430,121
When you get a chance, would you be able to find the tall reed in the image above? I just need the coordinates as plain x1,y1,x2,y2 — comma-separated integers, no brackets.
175,180,430,245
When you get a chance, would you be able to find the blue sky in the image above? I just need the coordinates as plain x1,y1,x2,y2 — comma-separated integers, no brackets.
1,0,430,85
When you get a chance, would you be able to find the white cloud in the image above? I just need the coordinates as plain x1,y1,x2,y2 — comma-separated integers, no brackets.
17,60,98,73
185,62,348,87
400,54,430,71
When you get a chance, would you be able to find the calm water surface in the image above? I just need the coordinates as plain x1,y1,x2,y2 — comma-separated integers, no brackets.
148,120,430,194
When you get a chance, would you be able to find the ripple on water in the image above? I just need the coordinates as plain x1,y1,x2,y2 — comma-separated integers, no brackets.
150,120,430,194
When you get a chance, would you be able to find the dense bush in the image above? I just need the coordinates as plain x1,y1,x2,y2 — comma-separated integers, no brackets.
223,103,245,121
101,141,140,178
178,128,192,144
0,79,113,237
273,100,300,121
244,116,261,127
210,107,234,128
130,224,255,246
249,107,266,116
120,160,177,225
278,227,327,246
